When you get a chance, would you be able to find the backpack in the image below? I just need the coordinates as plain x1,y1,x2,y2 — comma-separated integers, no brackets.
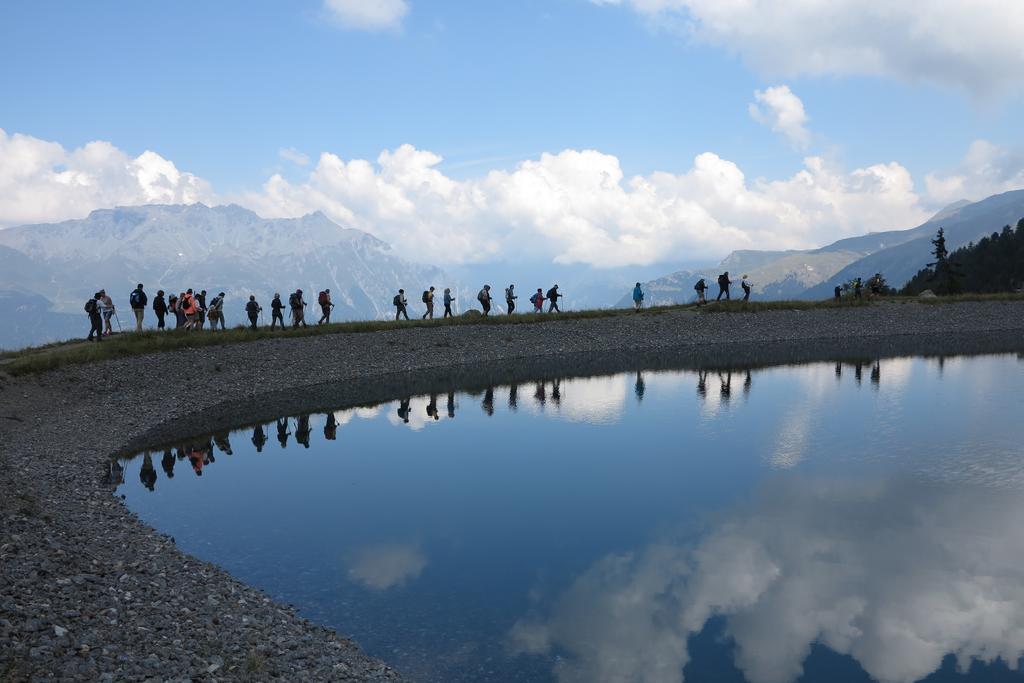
505,287,513,300
477,289,487,303
393,294,402,307
289,293,299,309
130,290,142,307
422,290,430,303
694,279,704,291
530,293,540,305
318,291,329,306
84,298,97,314
546,288,557,299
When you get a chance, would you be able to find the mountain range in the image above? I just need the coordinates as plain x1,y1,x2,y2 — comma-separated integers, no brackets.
619,190,1024,307
0,204,460,349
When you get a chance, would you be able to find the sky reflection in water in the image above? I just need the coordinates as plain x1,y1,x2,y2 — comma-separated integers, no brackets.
118,353,1024,682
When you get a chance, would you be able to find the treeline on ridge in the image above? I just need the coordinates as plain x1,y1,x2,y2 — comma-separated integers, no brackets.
901,218,1024,296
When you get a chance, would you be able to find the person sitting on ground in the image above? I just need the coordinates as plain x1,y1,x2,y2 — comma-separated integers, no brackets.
208,292,226,330
290,289,307,328
270,293,285,330
530,288,544,312
129,283,147,332
317,289,334,325
478,285,492,316
741,275,752,302
505,284,517,315
153,289,167,330
394,289,409,320
547,285,562,312
632,282,644,311
245,295,261,330
443,288,454,318
716,272,731,301
694,278,708,305
422,286,435,319
85,291,104,342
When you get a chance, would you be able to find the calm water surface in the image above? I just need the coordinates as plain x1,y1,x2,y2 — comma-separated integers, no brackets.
119,353,1024,682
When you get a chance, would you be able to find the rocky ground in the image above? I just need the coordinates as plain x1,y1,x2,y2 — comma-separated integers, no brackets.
2,301,1024,681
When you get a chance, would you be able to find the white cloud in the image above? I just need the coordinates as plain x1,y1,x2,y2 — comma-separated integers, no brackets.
348,542,427,590
925,140,1024,205
596,0,1024,98
0,128,213,228
279,147,310,166
510,478,1024,682
749,86,811,149
323,0,408,31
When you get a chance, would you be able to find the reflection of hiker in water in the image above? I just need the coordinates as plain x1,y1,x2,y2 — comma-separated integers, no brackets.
252,424,267,453
635,371,645,402
870,361,881,388
854,362,863,385
719,371,732,402
213,431,233,455
743,370,752,396
482,387,495,416
534,382,547,405
397,398,411,424
140,453,157,491
551,378,561,405
324,413,338,440
697,371,708,400
295,415,312,448
276,418,290,448
426,394,439,421
187,445,208,476
161,450,175,479
447,391,456,419
508,383,518,410
835,362,842,379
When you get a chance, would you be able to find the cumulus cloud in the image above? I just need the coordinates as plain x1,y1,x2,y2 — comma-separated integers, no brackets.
749,86,811,149
0,128,213,228
509,478,1024,682
348,542,427,590
595,0,1024,98
323,0,408,31
279,147,310,166
925,140,1024,206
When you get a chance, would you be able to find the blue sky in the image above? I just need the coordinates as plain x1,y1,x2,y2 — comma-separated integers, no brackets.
2,0,1023,266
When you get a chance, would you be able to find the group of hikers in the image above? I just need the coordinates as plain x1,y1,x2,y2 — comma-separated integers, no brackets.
393,284,564,320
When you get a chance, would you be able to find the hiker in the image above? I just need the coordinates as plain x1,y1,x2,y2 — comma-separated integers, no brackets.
505,284,517,315
478,285,492,315
181,289,198,330
276,417,290,448
130,283,147,331
694,278,708,305
290,289,307,328
85,292,104,342
394,289,409,320
422,286,435,319
854,278,863,299
870,274,882,297
317,289,334,325
834,285,842,301
245,295,261,330
168,293,180,328
716,272,731,301
270,293,286,330
207,292,226,331
632,282,644,311
547,285,562,312
153,290,167,330
196,290,208,329
740,275,751,302
100,290,115,335
443,288,454,318
530,288,544,312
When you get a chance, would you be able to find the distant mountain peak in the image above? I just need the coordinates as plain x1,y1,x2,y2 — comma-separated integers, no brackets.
927,199,971,224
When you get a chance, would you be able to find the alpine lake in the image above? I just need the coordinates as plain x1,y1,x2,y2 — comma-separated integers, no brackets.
117,348,1024,682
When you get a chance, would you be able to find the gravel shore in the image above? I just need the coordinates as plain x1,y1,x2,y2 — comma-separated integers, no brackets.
3,301,1024,681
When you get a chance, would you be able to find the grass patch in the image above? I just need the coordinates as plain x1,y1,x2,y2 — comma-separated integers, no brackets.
696,298,871,313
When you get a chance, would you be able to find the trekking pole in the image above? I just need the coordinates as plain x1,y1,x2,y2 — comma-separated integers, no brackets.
113,310,123,332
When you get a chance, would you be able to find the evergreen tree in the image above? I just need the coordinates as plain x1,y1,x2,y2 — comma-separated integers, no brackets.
902,219,1024,294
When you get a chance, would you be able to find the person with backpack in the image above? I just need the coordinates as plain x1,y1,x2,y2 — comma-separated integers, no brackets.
85,292,103,342
422,286,435,319
208,292,226,330
394,289,409,320
716,272,731,301
443,288,454,318
196,290,208,329
854,277,863,300
129,283,148,331
547,285,562,312
740,275,752,302
317,289,334,325
99,289,115,335
270,293,285,330
245,295,261,330
632,282,644,311
153,290,167,330
834,285,842,301
694,278,708,305
505,284,517,315
290,289,307,328
477,285,492,316
181,289,197,330
530,288,544,312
